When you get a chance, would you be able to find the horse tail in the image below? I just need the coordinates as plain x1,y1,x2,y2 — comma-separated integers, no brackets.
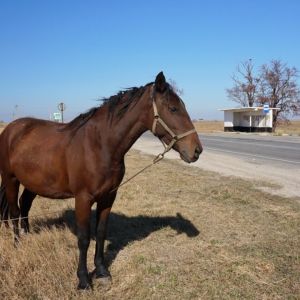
0,184,9,226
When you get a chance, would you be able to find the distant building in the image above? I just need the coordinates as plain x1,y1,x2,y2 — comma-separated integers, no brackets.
219,107,280,132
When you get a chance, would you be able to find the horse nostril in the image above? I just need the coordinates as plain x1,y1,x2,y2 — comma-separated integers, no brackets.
194,146,202,158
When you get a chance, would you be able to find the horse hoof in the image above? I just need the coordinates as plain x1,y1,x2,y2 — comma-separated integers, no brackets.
77,281,92,290
90,269,112,287
97,275,111,283
94,275,112,290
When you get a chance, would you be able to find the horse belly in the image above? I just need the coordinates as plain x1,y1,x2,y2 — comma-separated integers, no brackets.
11,146,72,199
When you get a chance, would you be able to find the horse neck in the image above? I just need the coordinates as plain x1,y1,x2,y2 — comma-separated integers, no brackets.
92,87,152,161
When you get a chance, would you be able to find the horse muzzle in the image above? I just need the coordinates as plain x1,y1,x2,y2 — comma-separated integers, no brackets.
180,145,203,163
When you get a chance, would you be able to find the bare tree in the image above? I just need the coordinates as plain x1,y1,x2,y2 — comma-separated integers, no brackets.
226,59,260,107
258,60,300,130
168,78,184,96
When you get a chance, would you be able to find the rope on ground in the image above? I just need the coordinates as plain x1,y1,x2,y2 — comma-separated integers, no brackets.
0,210,65,224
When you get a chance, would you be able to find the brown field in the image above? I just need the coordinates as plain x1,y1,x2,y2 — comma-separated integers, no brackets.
194,120,300,135
275,120,300,135
193,121,224,133
0,150,299,299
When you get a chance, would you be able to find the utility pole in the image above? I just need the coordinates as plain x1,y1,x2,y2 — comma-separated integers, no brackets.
58,102,66,123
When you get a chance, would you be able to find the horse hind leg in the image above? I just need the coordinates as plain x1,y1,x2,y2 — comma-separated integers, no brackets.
4,177,20,244
0,184,9,228
19,188,36,234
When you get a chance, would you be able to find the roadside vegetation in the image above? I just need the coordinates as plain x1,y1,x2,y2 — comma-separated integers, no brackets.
1,150,299,299
193,120,224,133
275,120,300,136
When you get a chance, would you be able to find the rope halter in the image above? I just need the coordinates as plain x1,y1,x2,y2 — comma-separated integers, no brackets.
151,85,197,162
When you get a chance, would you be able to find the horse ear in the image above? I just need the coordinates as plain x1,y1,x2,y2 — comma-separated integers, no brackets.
155,71,167,93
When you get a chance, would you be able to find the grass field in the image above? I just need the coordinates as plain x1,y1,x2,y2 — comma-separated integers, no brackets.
193,121,224,133
194,120,300,135
275,120,300,135
0,150,299,299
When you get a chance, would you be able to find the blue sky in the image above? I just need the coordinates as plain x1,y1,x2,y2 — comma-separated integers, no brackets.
1,0,300,122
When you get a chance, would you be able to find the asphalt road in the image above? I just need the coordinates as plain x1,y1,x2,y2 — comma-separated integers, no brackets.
199,133,300,168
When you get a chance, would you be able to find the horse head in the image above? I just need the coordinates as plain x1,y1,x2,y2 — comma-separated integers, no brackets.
148,72,203,163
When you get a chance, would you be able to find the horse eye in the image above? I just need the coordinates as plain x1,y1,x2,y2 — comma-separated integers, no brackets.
169,106,178,113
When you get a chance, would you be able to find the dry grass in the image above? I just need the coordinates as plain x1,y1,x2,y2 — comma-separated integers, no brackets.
0,150,299,299
193,120,300,135
276,120,300,135
193,121,224,133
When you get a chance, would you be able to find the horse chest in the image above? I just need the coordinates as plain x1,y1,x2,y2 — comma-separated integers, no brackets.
104,167,125,190
85,164,125,198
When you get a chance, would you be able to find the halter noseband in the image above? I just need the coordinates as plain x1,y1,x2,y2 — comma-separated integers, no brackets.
150,85,196,158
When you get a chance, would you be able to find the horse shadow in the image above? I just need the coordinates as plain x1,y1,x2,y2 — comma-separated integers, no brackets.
32,209,200,267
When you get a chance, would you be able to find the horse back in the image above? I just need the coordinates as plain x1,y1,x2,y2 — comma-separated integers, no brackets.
0,117,65,154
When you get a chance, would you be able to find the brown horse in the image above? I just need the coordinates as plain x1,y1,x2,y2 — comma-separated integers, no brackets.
0,72,202,289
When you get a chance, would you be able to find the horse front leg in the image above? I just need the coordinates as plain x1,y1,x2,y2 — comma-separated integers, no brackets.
93,192,116,283
75,196,92,290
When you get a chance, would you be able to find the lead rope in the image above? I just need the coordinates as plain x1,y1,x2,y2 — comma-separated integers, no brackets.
109,151,165,193
0,210,67,224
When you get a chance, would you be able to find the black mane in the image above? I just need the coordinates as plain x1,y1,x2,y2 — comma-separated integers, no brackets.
61,82,154,132
102,85,147,119
61,107,99,132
